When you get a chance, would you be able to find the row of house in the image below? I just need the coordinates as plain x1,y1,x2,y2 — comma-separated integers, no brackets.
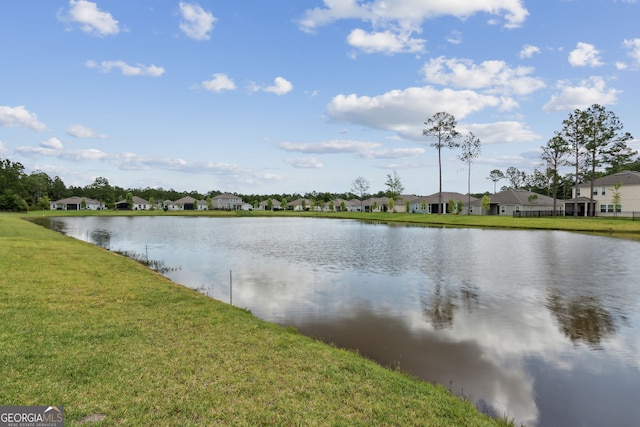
50,171,640,216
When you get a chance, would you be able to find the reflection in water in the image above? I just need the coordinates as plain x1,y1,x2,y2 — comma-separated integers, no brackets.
33,216,640,427
546,291,618,350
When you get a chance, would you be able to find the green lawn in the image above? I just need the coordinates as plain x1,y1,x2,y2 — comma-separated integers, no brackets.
0,214,512,426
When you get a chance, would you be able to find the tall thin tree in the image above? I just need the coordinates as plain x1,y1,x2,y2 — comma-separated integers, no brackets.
423,112,460,214
541,133,570,215
458,132,481,215
561,109,588,217
487,169,504,194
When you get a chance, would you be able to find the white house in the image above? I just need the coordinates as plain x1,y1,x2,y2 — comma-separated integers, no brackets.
50,196,105,211
565,170,640,216
115,196,151,210
212,193,244,210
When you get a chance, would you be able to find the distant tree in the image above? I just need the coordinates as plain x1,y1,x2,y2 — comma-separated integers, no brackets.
388,198,395,212
80,198,87,210
420,200,427,212
458,132,482,214
372,201,378,212
405,200,410,213
481,194,491,214
126,192,134,209
487,169,504,194
541,134,571,214
267,198,273,211
149,196,156,210
611,183,622,218
281,197,288,211
385,169,404,202
37,195,51,211
424,112,460,214
350,176,370,211
86,177,115,208
340,200,346,212
561,108,589,217
582,104,634,216
328,200,334,212
301,199,306,211
505,166,527,189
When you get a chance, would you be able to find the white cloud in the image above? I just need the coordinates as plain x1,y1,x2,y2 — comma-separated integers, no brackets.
198,73,236,92
327,85,513,141
41,137,64,150
66,124,107,138
422,56,545,96
59,0,119,37
464,121,540,144
446,31,462,45
278,140,382,154
519,44,540,59
278,139,425,161
622,38,640,65
568,42,604,67
284,157,324,169
298,0,529,32
179,2,216,41
0,140,6,155
298,1,527,55
0,105,47,131
347,28,425,54
543,76,621,111
264,77,293,95
85,60,165,77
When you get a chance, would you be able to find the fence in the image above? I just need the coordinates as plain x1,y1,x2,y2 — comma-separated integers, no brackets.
513,210,563,218
514,210,640,219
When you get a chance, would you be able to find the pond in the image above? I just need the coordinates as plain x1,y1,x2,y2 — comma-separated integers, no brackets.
34,216,640,426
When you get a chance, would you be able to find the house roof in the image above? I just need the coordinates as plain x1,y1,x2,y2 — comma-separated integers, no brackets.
471,189,555,206
174,196,197,204
576,170,640,187
259,199,281,207
116,196,149,205
53,196,103,205
405,192,478,203
213,193,242,200
287,198,311,206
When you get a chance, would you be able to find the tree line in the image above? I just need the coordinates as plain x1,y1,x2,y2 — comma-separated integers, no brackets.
0,158,400,212
2,104,637,212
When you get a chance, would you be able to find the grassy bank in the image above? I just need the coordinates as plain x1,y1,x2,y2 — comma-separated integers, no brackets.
0,215,510,426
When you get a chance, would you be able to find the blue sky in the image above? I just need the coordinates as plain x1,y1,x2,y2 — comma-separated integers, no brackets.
1,1,639,196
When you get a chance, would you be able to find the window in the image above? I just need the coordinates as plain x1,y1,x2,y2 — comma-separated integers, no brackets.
515,205,520,213
469,207,474,213
593,188,598,195
501,205,506,213
576,188,581,196
600,204,607,213
601,187,606,196
608,204,614,213
616,204,622,213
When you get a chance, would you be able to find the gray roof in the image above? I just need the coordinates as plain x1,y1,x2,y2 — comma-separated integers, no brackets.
471,189,555,206
53,196,103,205
576,170,640,187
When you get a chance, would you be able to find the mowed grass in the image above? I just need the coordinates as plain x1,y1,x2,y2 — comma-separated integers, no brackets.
0,215,511,426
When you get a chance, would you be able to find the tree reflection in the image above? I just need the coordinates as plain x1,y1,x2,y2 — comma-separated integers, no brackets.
421,282,480,330
422,284,457,329
546,291,618,350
